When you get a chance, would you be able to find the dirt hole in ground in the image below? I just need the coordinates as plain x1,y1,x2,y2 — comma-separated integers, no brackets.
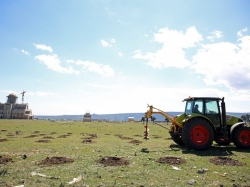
210,156,245,166
82,139,94,143
24,134,38,138
43,136,54,139
98,156,129,166
0,138,8,142
129,140,142,144
157,156,186,165
57,134,70,138
152,135,162,139
0,156,13,164
115,134,133,140
39,156,74,166
36,140,50,143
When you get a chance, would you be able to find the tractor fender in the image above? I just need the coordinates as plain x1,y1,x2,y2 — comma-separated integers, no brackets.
230,122,245,138
183,115,215,129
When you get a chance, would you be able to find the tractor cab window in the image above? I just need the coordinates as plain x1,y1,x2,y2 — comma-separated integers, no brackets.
205,100,220,126
185,101,193,115
205,100,219,114
193,100,203,114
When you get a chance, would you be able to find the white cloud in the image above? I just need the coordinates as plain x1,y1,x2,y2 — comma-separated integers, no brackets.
133,26,202,68
118,52,123,57
69,60,114,77
21,49,30,55
34,43,53,52
35,54,80,74
191,35,250,90
36,92,55,97
101,40,111,47
110,39,115,43
237,28,247,37
207,30,223,41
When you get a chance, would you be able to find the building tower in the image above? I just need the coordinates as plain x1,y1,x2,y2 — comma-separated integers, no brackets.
7,93,18,104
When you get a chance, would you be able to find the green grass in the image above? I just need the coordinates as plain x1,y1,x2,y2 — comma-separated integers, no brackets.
0,120,250,187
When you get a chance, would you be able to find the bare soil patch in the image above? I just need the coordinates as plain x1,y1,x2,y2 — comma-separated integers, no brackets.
157,156,186,165
128,140,142,144
82,139,94,143
33,131,40,134
36,140,50,143
152,135,162,139
0,156,13,164
98,156,129,166
1,130,7,132
87,133,97,138
43,136,54,139
210,156,245,166
57,134,70,138
39,156,74,166
115,134,133,140
134,134,142,137
0,138,8,142
24,134,38,138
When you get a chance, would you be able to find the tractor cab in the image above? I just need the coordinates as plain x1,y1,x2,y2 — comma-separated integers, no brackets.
183,97,222,127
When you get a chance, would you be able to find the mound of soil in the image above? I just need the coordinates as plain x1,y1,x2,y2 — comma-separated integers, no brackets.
157,156,186,165
129,140,142,144
152,135,162,139
57,134,70,138
39,156,74,166
0,156,13,164
86,133,97,138
210,156,245,166
82,139,94,143
36,140,50,143
24,135,38,138
115,134,133,140
98,156,129,166
0,138,8,142
43,136,54,139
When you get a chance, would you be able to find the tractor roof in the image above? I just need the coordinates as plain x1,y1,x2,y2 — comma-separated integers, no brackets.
183,97,222,102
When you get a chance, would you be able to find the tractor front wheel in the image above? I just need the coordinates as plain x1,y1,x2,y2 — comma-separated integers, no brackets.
232,126,250,149
182,118,214,150
170,132,184,145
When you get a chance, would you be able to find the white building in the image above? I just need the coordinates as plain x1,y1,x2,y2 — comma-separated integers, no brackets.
0,93,34,119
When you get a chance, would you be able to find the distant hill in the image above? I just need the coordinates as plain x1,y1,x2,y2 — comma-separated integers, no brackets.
35,112,247,122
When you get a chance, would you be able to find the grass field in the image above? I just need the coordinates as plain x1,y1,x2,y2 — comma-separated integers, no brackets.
0,119,250,187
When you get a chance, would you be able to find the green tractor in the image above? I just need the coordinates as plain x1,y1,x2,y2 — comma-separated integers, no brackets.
144,97,250,150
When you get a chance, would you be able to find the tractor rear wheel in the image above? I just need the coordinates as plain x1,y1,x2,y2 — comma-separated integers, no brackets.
182,118,214,150
232,126,250,149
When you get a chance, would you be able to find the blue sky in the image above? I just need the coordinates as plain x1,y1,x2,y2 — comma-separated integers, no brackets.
1,0,250,115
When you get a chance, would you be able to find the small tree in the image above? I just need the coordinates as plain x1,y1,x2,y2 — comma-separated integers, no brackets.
246,114,250,122
141,117,145,124
241,115,246,122
151,116,156,124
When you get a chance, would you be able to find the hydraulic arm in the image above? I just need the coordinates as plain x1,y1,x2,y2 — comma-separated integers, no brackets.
144,105,183,140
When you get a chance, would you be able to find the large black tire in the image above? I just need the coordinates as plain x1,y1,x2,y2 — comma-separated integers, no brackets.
170,132,184,145
232,126,250,149
182,118,214,150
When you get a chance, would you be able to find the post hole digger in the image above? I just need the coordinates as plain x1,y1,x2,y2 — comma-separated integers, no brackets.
144,97,250,150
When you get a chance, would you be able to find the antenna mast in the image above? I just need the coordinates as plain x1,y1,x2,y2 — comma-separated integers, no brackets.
20,90,26,104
